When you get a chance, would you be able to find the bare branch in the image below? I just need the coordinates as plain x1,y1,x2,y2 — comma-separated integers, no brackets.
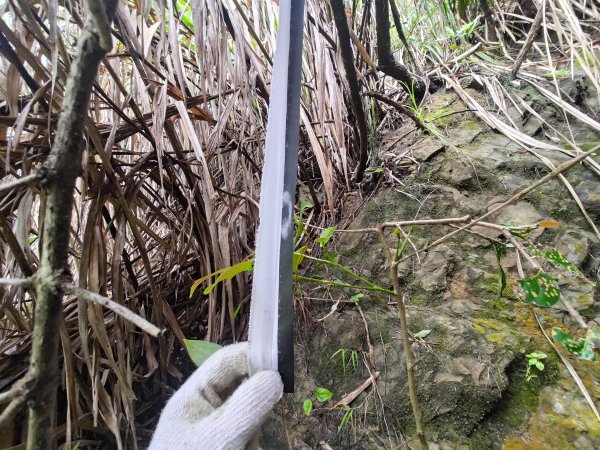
0,173,41,195
63,284,162,337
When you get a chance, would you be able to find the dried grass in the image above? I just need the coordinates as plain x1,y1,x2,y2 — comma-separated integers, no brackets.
0,0,598,447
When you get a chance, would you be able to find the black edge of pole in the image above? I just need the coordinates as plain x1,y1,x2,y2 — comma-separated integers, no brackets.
278,0,305,394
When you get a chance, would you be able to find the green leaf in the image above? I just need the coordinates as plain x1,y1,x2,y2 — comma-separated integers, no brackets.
338,408,353,432
293,245,308,274
526,246,580,274
303,399,313,416
510,228,532,239
203,259,254,295
315,387,333,402
349,293,364,303
414,329,431,339
232,303,243,320
183,339,222,367
315,226,336,246
552,328,598,361
518,272,560,306
535,362,545,370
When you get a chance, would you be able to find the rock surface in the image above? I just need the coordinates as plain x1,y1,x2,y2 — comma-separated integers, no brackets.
262,88,600,450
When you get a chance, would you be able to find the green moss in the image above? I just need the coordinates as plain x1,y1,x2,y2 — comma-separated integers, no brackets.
473,318,505,331
466,357,548,448
487,333,505,343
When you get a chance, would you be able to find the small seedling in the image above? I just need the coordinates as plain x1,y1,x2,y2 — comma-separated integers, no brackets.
525,352,547,382
331,348,359,375
302,387,333,416
338,406,355,432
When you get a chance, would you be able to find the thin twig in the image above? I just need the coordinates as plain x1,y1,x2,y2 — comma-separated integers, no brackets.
0,277,32,287
533,312,599,421
342,215,471,234
398,146,600,264
63,284,162,337
0,373,35,429
0,173,41,195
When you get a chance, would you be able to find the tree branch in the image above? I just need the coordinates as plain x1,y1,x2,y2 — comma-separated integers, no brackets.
26,2,118,449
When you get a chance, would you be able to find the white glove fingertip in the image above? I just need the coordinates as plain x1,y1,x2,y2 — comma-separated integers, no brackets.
211,370,283,446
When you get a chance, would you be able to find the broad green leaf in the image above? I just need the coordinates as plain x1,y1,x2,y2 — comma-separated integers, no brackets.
518,272,560,306
414,329,431,339
552,328,598,361
527,246,580,274
315,226,336,246
535,362,545,370
183,339,222,367
315,387,333,402
303,399,313,416
203,259,254,295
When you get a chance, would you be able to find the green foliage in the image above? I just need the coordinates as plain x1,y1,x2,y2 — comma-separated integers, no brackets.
349,293,364,303
331,348,359,375
444,16,479,46
303,398,313,416
315,226,336,247
315,387,334,402
183,339,222,367
190,259,254,298
413,329,432,339
302,386,333,417
518,272,560,307
552,328,599,361
527,246,580,274
338,406,355,432
543,69,571,79
525,352,547,382
176,0,194,30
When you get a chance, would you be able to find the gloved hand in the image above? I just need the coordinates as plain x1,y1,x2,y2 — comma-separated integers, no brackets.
148,342,283,450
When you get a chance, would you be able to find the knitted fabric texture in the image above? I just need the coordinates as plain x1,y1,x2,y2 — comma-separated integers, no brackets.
148,342,283,449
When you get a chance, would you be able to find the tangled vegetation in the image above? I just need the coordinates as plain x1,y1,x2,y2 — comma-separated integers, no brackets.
0,0,598,448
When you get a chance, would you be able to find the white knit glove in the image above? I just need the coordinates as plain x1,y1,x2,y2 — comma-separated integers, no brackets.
148,342,283,450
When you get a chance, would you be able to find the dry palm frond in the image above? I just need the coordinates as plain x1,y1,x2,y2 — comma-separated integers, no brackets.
0,0,598,448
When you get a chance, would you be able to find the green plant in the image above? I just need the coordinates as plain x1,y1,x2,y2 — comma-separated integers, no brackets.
413,329,432,339
302,387,333,416
443,16,479,45
492,222,589,308
303,399,313,416
525,352,547,381
552,328,600,361
338,405,355,432
331,348,359,375
183,339,222,367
